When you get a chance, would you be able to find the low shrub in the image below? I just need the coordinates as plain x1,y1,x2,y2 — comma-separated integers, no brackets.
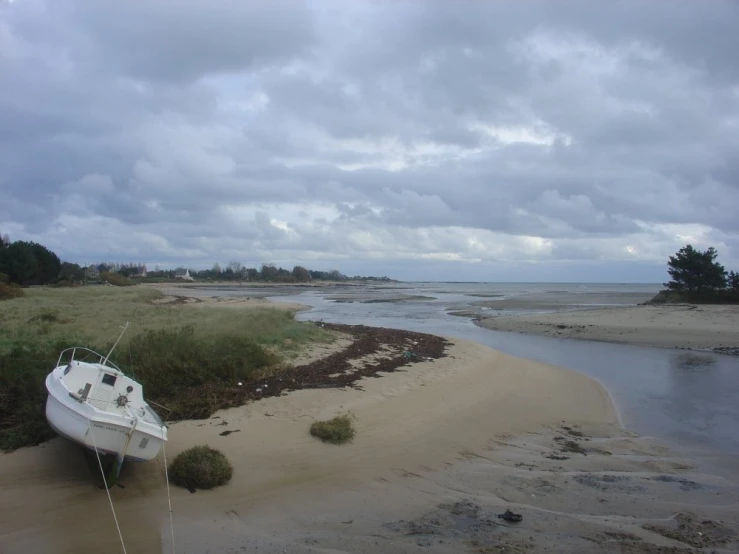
309,414,356,445
100,272,135,287
0,338,78,451
0,282,24,300
168,445,233,492
646,289,739,305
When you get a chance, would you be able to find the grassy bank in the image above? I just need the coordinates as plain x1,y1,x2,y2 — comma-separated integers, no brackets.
0,286,333,452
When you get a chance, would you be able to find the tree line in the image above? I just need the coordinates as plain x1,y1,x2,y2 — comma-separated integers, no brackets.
0,234,61,287
660,244,739,303
147,263,391,283
0,233,393,288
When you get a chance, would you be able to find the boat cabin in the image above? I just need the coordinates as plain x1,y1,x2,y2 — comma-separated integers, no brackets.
57,348,162,425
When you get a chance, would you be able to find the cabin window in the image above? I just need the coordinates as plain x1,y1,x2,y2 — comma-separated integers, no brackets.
102,374,117,386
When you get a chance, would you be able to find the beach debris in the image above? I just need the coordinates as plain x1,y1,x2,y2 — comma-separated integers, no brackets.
561,425,584,437
219,429,240,436
498,510,523,523
553,437,588,455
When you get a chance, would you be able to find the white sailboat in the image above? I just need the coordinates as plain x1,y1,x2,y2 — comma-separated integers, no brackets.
45,324,168,470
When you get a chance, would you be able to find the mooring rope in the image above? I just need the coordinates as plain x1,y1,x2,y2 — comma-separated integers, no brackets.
162,440,176,554
88,423,128,554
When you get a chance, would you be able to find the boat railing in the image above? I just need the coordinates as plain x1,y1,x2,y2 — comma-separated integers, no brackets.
57,347,125,373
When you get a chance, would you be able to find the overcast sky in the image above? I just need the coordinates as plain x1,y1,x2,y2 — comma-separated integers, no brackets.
1,1,738,282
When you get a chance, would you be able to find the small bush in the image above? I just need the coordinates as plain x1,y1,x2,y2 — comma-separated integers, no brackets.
310,414,356,444
168,445,233,492
100,272,134,287
0,282,24,300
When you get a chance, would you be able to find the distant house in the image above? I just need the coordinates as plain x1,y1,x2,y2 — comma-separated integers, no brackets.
131,264,147,278
174,268,194,281
85,265,100,281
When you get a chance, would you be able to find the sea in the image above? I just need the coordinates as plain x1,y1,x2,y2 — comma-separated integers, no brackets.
194,282,739,474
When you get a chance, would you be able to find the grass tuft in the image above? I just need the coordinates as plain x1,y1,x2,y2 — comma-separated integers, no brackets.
28,308,63,323
168,445,233,492
309,414,356,444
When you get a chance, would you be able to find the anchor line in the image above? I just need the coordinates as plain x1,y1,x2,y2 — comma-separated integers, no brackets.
162,439,176,554
87,422,128,554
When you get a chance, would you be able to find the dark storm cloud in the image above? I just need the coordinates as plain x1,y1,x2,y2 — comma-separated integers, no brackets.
1,0,738,278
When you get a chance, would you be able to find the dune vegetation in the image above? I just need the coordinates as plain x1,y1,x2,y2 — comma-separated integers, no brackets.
309,414,356,445
0,286,334,452
167,445,233,492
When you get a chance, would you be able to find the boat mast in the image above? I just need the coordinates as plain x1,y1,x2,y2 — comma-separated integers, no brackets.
103,322,130,366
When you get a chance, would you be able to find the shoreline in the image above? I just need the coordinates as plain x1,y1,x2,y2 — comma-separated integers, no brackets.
475,303,739,355
1,295,622,553
2,291,738,552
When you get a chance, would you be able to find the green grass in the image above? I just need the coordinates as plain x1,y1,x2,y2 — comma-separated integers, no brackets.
0,286,335,452
309,414,356,444
167,445,233,492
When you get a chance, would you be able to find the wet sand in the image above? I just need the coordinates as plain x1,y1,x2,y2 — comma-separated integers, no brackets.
473,291,656,312
152,286,311,312
477,304,739,353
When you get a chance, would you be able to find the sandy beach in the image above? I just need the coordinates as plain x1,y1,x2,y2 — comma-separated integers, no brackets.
2,296,738,553
149,285,312,312
476,304,739,353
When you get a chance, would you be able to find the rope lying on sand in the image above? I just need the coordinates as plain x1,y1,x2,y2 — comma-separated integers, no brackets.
163,441,176,554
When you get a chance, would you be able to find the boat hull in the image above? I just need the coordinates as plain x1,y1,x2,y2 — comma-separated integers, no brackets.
45,391,163,462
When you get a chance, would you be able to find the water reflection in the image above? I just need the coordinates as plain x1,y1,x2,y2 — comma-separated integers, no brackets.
655,351,735,449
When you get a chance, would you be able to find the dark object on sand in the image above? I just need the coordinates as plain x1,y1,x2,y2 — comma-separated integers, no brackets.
498,510,523,523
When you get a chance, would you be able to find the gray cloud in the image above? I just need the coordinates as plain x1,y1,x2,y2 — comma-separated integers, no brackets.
1,0,738,280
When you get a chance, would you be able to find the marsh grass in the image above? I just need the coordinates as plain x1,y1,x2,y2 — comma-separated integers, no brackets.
168,445,233,492
309,414,356,444
0,286,334,451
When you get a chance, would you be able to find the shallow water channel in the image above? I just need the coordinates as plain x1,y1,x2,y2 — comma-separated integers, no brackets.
198,283,739,475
